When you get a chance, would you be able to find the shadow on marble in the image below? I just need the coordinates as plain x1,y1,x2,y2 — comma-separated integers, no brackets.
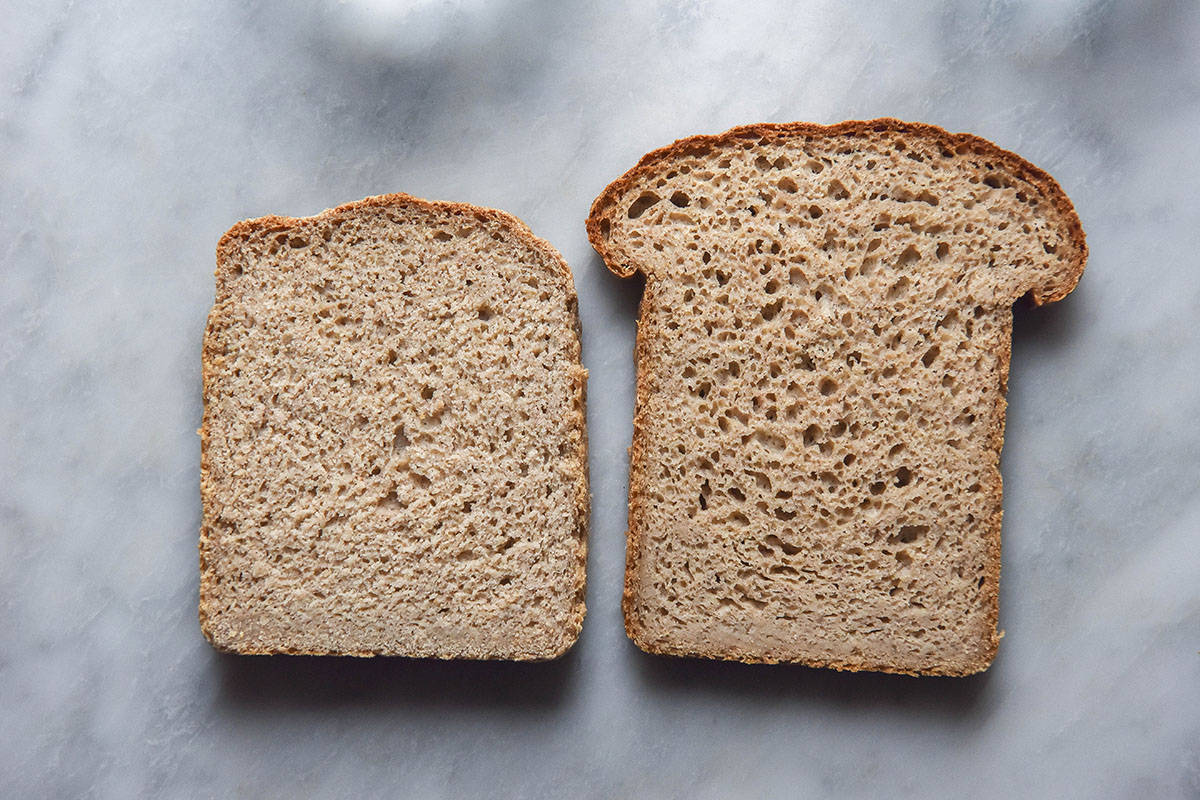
212,643,580,712
631,646,992,717
1012,284,1087,355
267,0,584,159
585,254,646,339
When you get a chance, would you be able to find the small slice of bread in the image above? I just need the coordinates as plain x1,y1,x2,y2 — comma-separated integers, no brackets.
588,120,1086,675
201,194,588,659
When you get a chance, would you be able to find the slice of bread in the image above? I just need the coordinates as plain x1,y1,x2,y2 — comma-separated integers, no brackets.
587,120,1086,675
200,194,588,659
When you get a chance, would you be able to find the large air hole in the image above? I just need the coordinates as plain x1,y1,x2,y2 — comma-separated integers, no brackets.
627,192,660,219
379,486,404,510
764,534,801,555
803,424,822,446
887,276,911,301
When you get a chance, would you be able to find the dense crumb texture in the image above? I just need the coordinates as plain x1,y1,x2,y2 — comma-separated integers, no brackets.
588,120,1086,675
201,194,588,659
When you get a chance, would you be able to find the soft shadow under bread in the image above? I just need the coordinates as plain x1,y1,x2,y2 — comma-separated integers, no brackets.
632,645,992,718
213,643,581,713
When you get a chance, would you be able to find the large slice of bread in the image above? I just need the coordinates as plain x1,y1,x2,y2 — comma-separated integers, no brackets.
201,194,588,659
587,120,1086,675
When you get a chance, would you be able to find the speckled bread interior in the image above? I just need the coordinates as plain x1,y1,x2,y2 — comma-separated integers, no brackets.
588,120,1086,675
201,194,589,660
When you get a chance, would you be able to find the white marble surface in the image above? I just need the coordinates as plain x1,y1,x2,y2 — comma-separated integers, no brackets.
3,0,1198,797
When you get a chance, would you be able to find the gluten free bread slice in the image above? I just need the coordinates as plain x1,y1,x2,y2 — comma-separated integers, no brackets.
201,194,588,659
588,119,1086,675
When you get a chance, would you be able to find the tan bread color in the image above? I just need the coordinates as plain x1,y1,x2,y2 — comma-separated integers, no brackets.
588,119,1086,675
201,193,588,659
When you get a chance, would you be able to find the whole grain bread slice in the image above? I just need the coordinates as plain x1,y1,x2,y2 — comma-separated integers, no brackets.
201,193,588,659
587,119,1086,675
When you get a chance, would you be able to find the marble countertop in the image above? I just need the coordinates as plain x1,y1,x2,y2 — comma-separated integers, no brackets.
3,1,1198,797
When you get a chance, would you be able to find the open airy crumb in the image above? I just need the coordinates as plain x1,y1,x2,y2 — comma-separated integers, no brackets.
588,119,1086,675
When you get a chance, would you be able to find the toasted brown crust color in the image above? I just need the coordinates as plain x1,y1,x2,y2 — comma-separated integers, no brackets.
588,120,1086,675
201,193,588,660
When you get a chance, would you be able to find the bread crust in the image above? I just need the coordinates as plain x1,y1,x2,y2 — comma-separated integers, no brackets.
593,120,1086,675
200,193,588,660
